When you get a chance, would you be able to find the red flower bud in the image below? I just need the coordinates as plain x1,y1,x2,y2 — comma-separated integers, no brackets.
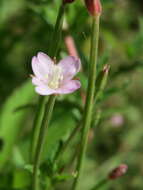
63,0,75,4
85,0,102,16
108,164,128,180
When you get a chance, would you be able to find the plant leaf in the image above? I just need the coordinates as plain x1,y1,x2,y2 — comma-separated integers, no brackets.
0,80,35,169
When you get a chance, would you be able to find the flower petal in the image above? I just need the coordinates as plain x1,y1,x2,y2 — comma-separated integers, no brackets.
31,52,53,79
32,77,43,86
32,56,44,78
56,80,81,94
35,85,56,95
58,56,81,81
37,52,53,70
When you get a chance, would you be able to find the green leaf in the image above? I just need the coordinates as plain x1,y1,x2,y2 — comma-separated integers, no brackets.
12,169,31,189
0,80,35,169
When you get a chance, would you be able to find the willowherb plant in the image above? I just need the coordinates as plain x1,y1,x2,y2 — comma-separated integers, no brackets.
2,0,141,189
30,0,129,190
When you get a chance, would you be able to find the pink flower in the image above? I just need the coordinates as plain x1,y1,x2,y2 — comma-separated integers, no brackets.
31,52,81,95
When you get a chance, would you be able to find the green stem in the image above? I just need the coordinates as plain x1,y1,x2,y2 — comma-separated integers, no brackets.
31,3,66,162
72,15,100,190
49,4,66,57
32,95,56,190
31,96,45,162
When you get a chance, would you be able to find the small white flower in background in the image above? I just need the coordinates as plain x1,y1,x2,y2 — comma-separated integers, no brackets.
31,52,81,95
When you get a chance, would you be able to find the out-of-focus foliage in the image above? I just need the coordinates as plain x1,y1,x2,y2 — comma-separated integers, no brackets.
0,0,143,189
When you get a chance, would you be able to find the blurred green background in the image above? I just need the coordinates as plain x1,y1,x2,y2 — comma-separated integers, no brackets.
0,0,143,189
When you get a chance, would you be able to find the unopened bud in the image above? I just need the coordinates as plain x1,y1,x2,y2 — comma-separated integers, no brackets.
108,164,128,180
85,0,102,16
63,0,75,4
103,65,110,75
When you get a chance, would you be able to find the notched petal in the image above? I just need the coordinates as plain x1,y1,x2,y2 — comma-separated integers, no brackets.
37,52,53,66
59,56,81,81
56,80,81,94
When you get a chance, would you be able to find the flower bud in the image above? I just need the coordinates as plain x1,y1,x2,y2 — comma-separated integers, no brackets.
85,0,102,16
108,164,128,180
103,64,110,75
63,0,75,4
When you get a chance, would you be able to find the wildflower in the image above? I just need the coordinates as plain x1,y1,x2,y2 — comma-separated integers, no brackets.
31,52,81,95
108,164,128,180
85,0,102,16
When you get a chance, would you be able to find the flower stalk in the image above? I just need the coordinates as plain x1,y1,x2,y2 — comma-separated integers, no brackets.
31,2,66,162
32,53,81,189
31,2,66,190
72,15,100,190
49,3,66,58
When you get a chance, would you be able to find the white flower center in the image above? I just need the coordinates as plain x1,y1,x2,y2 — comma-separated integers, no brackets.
48,65,63,89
